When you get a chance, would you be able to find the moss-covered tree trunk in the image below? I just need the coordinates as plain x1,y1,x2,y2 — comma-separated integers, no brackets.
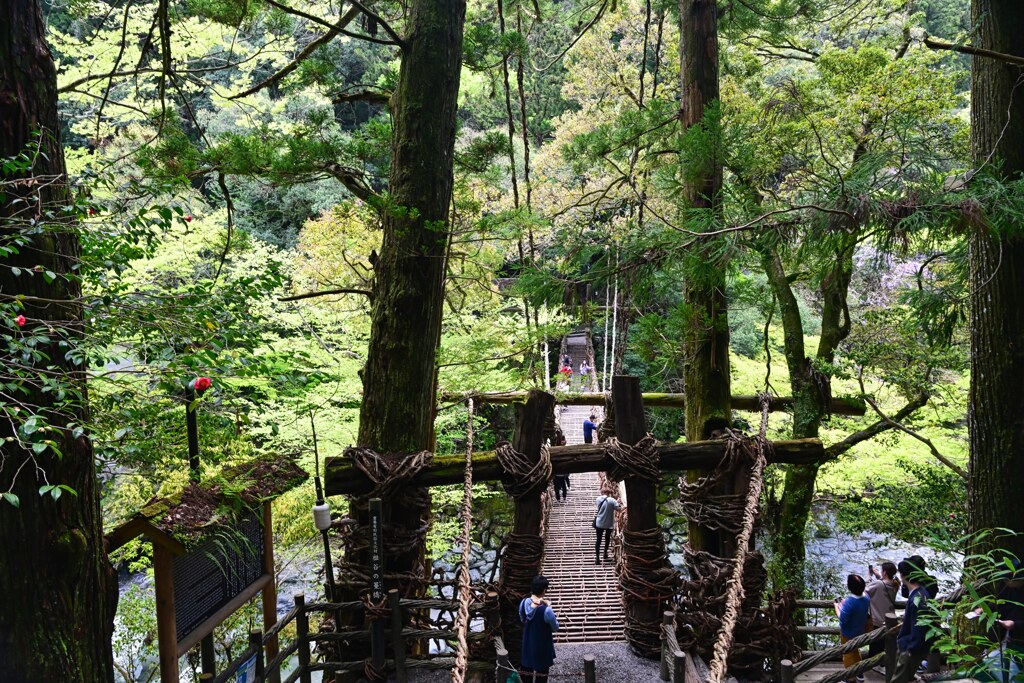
679,0,731,555
761,246,852,586
967,0,1024,559
342,0,465,675
0,0,115,679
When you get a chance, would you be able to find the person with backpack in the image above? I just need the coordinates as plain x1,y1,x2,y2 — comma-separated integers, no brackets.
519,575,560,682
594,493,622,565
866,562,901,662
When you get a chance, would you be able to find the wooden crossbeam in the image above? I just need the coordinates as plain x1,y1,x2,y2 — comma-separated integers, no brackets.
438,391,866,416
324,438,824,496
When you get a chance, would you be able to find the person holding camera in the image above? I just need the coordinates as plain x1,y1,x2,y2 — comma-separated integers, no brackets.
835,574,871,683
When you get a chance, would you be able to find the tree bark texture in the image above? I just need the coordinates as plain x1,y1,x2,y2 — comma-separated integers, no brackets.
340,1,466,676
967,0,1024,558
679,0,731,557
0,0,115,679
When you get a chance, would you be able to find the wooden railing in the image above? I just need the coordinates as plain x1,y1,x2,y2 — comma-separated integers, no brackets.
201,589,501,683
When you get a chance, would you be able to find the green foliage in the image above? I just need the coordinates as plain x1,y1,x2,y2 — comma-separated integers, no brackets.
834,458,966,544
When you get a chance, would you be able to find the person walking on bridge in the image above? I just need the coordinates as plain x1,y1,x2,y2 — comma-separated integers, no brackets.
582,414,598,444
594,493,622,565
520,575,560,682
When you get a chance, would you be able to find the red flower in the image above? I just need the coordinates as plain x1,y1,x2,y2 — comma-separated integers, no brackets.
185,215,193,222
15,315,26,327
194,376,212,391
88,208,98,215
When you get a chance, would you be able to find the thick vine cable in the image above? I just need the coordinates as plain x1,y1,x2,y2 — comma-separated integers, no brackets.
707,394,771,683
452,398,475,683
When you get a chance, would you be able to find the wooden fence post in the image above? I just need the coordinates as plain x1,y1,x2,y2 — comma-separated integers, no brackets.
294,594,312,683
780,658,794,683
673,651,687,683
496,647,511,683
389,589,407,683
584,654,597,683
249,629,265,680
661,612,673,681
885,612,898,683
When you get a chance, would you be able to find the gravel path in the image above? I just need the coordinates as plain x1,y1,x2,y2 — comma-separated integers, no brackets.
546,641,664,681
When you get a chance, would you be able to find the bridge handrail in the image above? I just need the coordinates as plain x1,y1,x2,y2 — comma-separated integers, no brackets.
792,623,897,675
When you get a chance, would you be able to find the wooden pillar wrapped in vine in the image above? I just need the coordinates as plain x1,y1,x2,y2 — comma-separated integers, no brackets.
610,376,677,657
497,389,555,667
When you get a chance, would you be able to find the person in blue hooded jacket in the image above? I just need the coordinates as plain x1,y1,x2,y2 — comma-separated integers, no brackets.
520,575,560,681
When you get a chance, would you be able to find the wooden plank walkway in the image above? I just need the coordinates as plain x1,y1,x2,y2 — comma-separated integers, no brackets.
544,330,625,644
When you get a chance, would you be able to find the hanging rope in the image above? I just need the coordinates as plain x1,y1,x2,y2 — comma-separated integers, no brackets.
707,394,773,683
452,399,475,683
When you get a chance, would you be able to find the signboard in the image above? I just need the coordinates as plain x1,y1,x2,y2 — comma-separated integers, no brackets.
369,499,384,603
235,653,257,683
172,508,265,644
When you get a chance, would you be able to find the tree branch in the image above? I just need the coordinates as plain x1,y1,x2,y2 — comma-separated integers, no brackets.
860,394,968,480
924,36,1024,68
824,391,929,460
280,288,372,302
229,6,361,100
331,89,392,106
346,0,405,49
317,162,380,204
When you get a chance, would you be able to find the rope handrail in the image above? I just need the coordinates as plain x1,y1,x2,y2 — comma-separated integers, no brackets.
813,652,886,683
452,398,475,683
707,394,772,683
792,624,898,675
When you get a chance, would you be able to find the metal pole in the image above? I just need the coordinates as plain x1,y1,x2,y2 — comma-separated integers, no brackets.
186,386,200,481
200,634,216,677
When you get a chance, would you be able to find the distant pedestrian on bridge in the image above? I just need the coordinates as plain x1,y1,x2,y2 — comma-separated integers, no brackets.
520,575,560,682
553,474,570,502
594,493,622,565
582,414,597,444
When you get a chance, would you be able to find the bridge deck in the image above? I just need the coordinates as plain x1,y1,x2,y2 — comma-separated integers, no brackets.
545,330,625,643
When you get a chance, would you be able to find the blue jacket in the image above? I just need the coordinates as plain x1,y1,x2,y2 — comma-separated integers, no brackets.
520,598,559,670
897,586,929,655
839,594,871,638
583,419,597,441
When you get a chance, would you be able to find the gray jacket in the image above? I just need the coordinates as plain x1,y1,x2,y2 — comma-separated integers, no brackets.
595,495,621,529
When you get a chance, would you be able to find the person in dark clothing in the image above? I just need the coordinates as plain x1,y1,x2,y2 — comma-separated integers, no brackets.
900,555,939,599
582,414,597,444
553,474,569,502
594,494,622,565
519,575,560,681
892,559,931,683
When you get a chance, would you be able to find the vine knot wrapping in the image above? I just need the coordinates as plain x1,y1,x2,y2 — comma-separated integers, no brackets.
495,441,552,498
346,447,434,500
605,433,660,482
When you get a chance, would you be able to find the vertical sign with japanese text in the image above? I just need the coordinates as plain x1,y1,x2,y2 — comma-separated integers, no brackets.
368,498,385,670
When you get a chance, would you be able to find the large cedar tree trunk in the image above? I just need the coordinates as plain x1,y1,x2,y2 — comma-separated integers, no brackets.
679,0,731,555
967,0,1024,558
343,0,466,666
0,0,115,679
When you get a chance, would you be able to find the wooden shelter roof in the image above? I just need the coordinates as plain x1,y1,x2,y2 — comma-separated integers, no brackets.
105,456,308,554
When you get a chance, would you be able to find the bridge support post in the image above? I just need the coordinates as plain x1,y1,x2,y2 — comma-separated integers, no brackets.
613,376,674,657
584,654,597,683
497,389,556,668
